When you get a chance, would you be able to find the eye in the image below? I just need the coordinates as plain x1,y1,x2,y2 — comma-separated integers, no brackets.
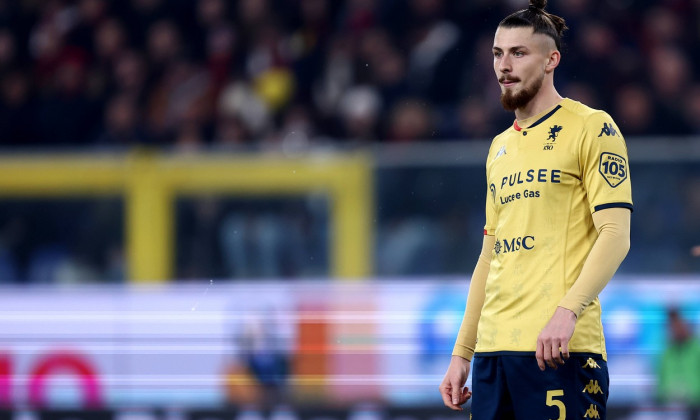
493,51,502,58
513,51,525,57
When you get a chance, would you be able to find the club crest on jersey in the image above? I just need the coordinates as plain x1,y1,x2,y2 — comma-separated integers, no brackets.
543,125,562,150
547,125,562,141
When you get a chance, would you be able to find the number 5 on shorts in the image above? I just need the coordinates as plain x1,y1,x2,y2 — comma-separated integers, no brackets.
546,389,566,420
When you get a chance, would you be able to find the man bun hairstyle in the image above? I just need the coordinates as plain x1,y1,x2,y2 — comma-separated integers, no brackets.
499,0,568,51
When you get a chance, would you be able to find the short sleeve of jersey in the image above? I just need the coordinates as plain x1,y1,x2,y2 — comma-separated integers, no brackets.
580,112,633,213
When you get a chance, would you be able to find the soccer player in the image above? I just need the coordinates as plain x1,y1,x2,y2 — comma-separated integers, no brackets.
438,0,632,418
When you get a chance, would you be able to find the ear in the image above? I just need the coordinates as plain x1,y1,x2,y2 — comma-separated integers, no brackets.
545,50,561,73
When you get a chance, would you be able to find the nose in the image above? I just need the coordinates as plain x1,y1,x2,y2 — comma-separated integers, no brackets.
499,55,511,73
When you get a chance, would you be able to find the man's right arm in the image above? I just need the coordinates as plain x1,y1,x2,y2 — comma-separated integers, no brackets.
440,234,494,410
453,234,494,360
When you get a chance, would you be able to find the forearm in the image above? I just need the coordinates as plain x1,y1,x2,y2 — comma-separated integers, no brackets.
559,208,631,317
452,235,494,361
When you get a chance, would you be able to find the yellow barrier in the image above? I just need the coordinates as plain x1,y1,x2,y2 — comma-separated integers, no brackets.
0,152,373,282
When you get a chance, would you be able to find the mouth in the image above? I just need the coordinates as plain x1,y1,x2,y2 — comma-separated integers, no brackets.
500,78,519,88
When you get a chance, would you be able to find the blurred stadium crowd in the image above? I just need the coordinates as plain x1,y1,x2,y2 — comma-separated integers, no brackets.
0,0,699,150
1,0,700,284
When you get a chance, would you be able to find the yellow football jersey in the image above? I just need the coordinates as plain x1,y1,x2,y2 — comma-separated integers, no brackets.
476,98,633,359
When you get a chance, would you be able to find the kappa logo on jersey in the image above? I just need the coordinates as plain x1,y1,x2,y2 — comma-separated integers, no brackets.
494,236,535,254
598,152,628,188
584,404,601,419
598,122,619,137
494,145,507,160
583,380,603,394
582,358,601,369
547,125,563,141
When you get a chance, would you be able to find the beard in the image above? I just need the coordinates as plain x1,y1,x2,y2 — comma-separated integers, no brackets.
500,73,544,111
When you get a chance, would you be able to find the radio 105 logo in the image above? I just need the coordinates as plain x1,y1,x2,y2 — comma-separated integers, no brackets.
599,153,628,188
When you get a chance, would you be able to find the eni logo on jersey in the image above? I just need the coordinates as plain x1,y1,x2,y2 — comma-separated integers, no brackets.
494,236,535,254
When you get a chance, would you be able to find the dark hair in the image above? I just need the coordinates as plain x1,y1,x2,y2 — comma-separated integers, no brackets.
499,0,568,51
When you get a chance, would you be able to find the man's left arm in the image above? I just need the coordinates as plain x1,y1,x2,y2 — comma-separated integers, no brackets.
559,207,631,315
536,111,632,370
535,207,631,370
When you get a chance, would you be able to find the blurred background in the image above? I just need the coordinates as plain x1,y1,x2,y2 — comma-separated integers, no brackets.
0,0,699,419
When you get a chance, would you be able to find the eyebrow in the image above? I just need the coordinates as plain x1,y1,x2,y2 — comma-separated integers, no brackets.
492,45,529,52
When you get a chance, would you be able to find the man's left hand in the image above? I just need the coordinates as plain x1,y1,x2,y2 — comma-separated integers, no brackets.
536,306,577,371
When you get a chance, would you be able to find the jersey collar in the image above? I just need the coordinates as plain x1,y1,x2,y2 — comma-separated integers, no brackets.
512,103,563,132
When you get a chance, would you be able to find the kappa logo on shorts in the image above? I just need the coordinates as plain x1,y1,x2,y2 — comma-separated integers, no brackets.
584,404,601,418
583,379,603,394
582,358,601,369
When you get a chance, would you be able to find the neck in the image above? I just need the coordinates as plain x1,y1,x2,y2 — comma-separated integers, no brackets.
514,84,563,121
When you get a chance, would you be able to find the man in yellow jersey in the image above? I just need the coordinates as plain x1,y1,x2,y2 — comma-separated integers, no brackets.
438,0,632,418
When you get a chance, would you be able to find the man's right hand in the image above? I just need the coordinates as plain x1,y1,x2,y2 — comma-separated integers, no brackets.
439,355,472,411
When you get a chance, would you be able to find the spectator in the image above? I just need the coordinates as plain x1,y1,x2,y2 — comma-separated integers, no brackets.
456,96,497,140
112,49,148,99
657,308,700,419
0,29,17,72
338,85,382,142
0,71,37,145
683,85,700,134
93,18,127,64
95,93,150,147
37,55,100,145
613,84,659,136
386,98,434,142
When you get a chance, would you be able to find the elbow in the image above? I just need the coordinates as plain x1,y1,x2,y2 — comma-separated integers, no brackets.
616,230,631,259
620,222,631,256
621,236,631,258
